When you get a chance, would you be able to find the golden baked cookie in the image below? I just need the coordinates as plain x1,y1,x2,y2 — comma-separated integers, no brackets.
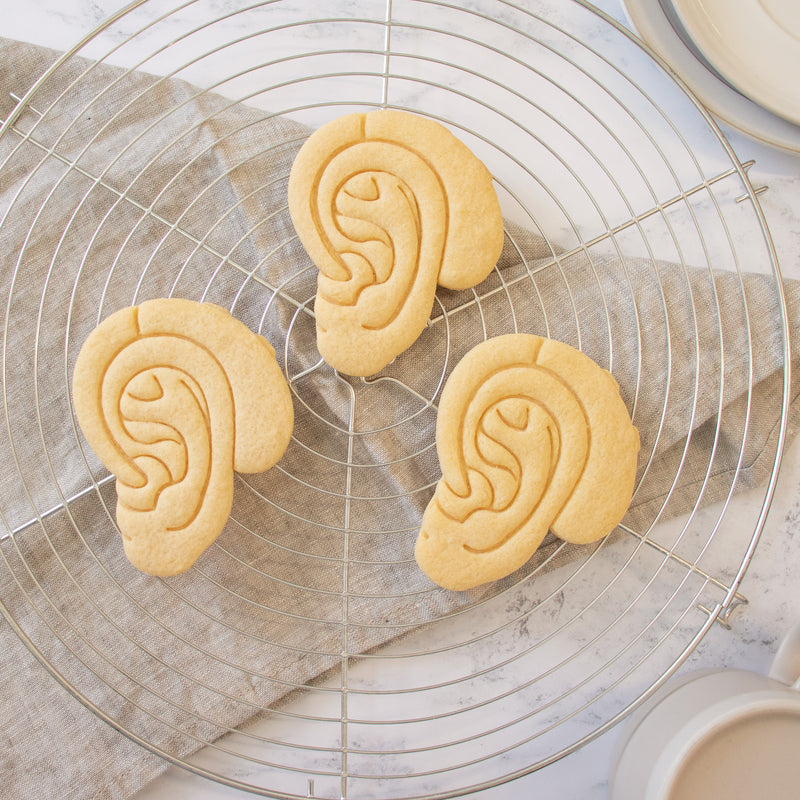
414,333,640,591
71,298,294,576
288,109,504,376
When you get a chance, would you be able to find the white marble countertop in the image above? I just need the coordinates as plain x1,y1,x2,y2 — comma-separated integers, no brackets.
3,1,800,799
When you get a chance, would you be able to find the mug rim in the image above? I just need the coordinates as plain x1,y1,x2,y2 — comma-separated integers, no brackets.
649,690,800,800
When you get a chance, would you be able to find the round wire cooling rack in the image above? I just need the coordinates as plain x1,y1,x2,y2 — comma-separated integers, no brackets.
0,1,790,798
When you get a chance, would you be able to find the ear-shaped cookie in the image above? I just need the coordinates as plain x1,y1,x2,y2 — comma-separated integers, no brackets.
415,334,640,591
72,299,294,576
288,109,504,376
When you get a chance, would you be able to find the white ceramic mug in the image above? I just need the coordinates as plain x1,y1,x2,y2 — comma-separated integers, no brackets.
610,622,800,800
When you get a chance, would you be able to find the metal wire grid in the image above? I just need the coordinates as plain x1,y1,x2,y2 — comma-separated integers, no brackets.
0,1,788,798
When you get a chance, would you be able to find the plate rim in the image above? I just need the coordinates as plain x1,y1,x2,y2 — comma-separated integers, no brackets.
621,0,800,154
670,0,800,126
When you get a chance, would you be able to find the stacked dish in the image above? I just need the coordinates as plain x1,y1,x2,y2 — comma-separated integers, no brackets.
624,0,800,152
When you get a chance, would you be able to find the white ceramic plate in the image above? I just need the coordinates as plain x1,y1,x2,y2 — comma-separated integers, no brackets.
671,0,800,126
622,0,800,154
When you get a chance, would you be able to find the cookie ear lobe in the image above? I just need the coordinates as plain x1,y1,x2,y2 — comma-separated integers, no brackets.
72,300,293,576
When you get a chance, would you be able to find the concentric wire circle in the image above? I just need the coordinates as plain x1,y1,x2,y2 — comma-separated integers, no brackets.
0,1,789,798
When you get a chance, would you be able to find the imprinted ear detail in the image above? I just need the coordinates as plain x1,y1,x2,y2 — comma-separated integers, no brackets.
288,109,505,376
415,334,640,591
72,299,294,576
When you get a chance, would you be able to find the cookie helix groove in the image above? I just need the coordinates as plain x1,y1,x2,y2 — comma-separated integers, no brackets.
415,334,640,591
288,109,504,376
71,299,294,576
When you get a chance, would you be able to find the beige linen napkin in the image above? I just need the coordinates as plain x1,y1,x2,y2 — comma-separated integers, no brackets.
0,36,798,800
